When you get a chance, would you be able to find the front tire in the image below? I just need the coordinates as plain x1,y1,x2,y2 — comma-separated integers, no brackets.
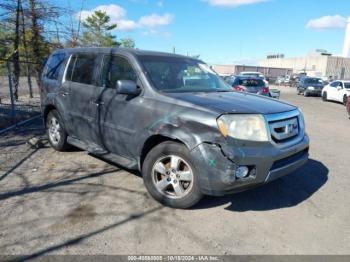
46,110,69,151
343,95,348,106
142,141,203,209
303,90,309,97
322,92,328,101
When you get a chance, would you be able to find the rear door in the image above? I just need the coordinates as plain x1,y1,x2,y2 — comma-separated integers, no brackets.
64,53,101,143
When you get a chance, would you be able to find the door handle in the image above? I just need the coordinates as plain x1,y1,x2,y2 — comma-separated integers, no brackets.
59,91,69,97
90,100,104,106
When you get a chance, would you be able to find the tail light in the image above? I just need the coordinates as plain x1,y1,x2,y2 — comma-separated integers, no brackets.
234,86,245,92
262,87,269,94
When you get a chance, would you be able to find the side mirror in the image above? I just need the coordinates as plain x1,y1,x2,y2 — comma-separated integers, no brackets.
116,80,140,95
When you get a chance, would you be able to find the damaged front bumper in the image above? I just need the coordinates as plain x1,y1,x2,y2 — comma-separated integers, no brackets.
190,135,309,196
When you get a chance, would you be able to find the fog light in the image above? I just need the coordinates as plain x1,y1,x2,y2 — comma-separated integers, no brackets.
235,166,249,179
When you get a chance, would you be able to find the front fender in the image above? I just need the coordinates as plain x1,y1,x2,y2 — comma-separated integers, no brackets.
139,113,225,152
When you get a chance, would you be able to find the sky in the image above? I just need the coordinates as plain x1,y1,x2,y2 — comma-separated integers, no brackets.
68,0,350,65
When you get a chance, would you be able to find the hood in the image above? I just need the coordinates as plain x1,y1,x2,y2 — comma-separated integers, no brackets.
165,91,296,115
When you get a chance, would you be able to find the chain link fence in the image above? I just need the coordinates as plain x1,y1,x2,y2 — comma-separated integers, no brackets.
0,61,42,132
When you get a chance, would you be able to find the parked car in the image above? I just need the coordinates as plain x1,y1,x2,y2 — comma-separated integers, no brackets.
322,80,350,105
297,77,324,97
270,89,281,99
227,76,270,96
239,71,269,86
275,76,285,85
284,75,291,85
41,48,309,208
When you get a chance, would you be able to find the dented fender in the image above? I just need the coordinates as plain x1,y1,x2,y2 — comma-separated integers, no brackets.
190,142,237,195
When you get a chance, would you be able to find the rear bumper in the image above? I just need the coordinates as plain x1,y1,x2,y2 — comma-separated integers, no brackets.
190,135,309,196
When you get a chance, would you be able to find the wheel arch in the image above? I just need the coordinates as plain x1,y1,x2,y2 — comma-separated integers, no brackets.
43,104,57,126
139,134,186,170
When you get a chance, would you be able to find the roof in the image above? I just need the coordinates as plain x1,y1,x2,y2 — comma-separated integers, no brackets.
55,47,200,61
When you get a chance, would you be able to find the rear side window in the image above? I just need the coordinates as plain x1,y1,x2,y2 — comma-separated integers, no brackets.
66,54,98,85
44,53,66,80
99,55,137,88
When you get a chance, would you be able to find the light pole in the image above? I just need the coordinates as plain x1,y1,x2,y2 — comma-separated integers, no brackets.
342,17,350,58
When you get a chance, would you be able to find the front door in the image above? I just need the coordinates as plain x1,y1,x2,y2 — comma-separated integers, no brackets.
335,82,345,102
93,54,142,157
328,81,339,101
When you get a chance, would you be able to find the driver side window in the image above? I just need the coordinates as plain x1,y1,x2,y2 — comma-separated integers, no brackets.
99,55,137,88
330,82,339,88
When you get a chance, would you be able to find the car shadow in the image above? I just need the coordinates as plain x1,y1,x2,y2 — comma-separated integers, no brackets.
193,159,328,212
324,99,346,106
90,153,142,178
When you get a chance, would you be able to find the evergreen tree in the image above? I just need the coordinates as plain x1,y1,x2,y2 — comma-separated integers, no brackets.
81,10,118,47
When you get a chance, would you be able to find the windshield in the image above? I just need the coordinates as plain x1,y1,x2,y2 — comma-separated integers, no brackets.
305,78,323,84
139,55,232,93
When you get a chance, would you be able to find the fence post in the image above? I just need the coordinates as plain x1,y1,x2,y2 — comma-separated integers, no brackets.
6,61,16,125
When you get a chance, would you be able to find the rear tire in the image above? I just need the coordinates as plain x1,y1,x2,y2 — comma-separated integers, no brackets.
322,92,328,102
46,110,70,151
142,141,203,209
303,91,309,97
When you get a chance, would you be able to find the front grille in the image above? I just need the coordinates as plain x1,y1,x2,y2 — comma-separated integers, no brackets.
269,117,299,143
265,110,303,145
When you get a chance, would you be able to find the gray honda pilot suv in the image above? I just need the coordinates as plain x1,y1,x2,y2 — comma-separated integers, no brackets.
41,47,309,208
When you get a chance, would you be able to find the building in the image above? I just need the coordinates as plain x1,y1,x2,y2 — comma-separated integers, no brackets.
260,50,350,80
211,64,292,80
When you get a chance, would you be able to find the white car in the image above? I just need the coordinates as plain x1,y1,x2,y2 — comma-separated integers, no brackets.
322,80,350,105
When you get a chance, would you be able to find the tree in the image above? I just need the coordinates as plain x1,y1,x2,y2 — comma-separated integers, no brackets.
0,0,21,100
1,0,62,97
81,10,117,47
28,0,50,86
12,0,21,100
19,0,33,98
120,38,135,49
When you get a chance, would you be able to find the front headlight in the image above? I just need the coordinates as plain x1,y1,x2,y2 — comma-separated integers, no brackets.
217,114,269,141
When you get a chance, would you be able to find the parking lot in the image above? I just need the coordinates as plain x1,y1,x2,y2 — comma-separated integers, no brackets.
0,86,349,257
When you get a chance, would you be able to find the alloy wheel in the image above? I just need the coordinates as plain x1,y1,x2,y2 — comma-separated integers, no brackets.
152,155,194,199
49,117,61,145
